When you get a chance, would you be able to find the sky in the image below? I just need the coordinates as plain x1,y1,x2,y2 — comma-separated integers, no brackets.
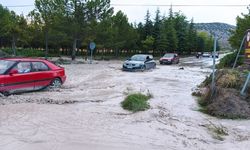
0,0,249,25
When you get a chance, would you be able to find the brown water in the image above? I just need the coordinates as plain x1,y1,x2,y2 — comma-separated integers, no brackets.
0,57,250,150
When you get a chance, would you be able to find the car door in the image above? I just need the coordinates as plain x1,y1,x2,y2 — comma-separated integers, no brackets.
31,61,53,90
5,62,34,93
173,55,178,63
144,57,150,69
148,59,155,69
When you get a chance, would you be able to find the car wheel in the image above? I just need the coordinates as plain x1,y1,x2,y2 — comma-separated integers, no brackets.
141,65,146,71
153,63,156,69
50,78,62,88
0,91,9,96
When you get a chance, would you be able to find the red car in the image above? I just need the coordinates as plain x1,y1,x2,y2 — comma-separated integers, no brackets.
159,53,180,64
0,58,66,95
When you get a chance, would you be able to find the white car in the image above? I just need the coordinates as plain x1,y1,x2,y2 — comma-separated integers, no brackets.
202,52,211,57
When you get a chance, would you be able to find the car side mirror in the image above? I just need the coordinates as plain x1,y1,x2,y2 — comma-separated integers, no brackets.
9,69,18,75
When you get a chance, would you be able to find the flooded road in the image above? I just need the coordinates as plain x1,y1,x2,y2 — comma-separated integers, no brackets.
0,57,250,150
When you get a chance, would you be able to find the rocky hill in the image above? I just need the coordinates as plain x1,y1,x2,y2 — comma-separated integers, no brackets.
194,22,236,50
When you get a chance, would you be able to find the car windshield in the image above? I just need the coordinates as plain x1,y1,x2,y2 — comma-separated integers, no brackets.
163,54,174,58
0,60,16,74
130,55,146,61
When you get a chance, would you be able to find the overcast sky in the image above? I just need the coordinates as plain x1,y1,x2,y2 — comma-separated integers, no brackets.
0,0,249,25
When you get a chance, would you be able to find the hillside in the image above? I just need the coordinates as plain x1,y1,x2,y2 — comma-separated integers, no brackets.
194,22,236,50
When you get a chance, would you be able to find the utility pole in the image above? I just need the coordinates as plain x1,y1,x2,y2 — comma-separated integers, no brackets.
233,35,246,69
211,35,217,96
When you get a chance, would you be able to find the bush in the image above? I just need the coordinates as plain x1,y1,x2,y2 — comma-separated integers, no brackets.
217,70,241,88
1,48,59,57
121,93,150,112
217,52,243,69
200,69,242,89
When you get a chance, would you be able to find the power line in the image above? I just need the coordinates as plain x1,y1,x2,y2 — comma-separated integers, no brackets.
111,4,249,7
4,4,249,8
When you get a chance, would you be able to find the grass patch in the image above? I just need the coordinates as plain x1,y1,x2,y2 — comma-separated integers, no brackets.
206,121,229,141
121,93,151,112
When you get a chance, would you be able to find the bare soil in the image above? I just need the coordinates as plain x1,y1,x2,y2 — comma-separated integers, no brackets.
0,57,250,150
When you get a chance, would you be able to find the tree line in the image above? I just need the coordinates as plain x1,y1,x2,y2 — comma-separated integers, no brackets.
0,0,215,60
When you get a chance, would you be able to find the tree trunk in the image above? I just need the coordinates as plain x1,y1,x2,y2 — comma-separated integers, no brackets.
72,38,77,60
45,29,48,59
115,48,119,58
12,36,16,56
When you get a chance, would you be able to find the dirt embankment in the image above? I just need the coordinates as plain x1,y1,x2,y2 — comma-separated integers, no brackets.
195,69,250,119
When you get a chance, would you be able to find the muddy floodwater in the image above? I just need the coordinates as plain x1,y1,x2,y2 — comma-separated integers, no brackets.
0,57,250,150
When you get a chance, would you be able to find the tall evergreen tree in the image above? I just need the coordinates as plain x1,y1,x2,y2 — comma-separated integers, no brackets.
186,19,197,54
173,12,188,54
144,10,153,38
153,8,161,54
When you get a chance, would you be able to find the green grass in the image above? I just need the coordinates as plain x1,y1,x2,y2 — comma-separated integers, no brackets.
205,121,229,141
121,93,151,112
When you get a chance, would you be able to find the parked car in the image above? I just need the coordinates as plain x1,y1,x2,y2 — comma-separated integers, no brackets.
159,53,179,64
202,52,211,57
196,52,203,58
211,52,219,58
0,58,66,95
122,54,156,71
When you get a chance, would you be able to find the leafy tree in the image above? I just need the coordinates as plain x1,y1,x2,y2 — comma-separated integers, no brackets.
142,35,155,53
206,34,214,51
0,8,27,55
186,19,197,54
85,0,113,22
197,31,214,52
136,22,145,50
27,10,44,49
197,33,206,52
34,0,55,58
0,4,11,47
157,30,168,55
229,6,250,49
109,11,138,56
163,19,177,52
173,12,188,54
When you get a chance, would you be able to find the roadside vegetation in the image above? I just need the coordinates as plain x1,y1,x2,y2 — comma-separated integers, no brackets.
121,93,152,112
204,121,229,141
194,67,250,119
1,48,59,57
216,51,243,69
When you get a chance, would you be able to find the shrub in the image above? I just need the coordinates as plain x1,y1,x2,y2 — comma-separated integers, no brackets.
217,52,243,69
217,70,241,88
1,48,59,57
200,69,242,89
121,93,150,112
